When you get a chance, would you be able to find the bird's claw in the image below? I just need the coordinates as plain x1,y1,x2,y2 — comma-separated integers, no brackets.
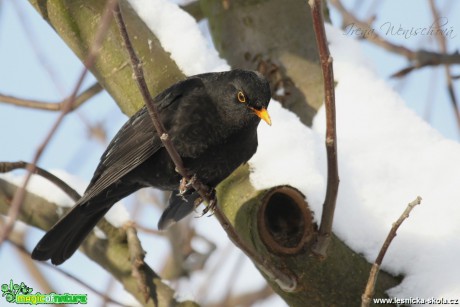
192,188,217,218
201,189,217,217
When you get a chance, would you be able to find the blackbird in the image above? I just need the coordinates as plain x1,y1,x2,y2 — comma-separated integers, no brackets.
32,69,272,265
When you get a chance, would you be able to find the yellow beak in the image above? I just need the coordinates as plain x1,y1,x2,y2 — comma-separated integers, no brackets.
252,107,272,126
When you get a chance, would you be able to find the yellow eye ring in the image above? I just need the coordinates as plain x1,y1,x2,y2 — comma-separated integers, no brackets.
237,91,246,103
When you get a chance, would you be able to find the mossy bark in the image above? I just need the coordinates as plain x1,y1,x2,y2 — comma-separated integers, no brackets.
217,165,400,306
29,0,185,116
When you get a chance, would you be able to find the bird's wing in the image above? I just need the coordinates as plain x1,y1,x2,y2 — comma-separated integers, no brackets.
79,106,160,203
80,77,207,203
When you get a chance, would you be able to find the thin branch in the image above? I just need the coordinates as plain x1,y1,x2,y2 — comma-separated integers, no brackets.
0,161,80,201
135,223,163,236
125,222,150,303
0,83,103,111
113,1,297,292
0,0,117,246
361,196,422,307
330,0,460,75
309,0,340,258
428,0,460,132
221,253,246,304
113,4,189,179
196,242,234,300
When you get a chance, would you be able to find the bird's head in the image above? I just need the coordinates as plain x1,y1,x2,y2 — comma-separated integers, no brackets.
210,69,272,127
228,69,272,126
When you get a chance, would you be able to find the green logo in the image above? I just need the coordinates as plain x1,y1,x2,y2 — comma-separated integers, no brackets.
1,280,87,305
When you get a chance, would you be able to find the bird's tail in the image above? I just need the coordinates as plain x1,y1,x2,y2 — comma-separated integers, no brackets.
32,184,139,265
31,201,111,265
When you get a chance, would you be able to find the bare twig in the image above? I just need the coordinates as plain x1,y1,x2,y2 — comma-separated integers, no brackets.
0,83,103,111
428,0,460,132
113,1,297,292
309,0,340,258
0,0,117,246
361,196,422,307
197,242,234,300
113,3,189,179
135,223,163,236
221,253,246,304
330,0,460,75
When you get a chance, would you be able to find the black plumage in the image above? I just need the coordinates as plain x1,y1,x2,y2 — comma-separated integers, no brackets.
31,69,271,265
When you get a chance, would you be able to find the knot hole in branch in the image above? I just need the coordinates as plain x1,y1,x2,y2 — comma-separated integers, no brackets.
258,186,314,255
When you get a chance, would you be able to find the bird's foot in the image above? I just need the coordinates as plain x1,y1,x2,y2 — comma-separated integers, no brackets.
178,175,196,201
179,174,198,194
200,188,217,217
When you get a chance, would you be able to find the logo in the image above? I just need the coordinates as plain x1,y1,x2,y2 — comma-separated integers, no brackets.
1,280,87,305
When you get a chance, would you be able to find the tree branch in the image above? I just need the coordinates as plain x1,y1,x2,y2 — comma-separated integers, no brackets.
0,177,195,306
0,83,103,111
309,0,340,258
427,0,460,132
330,0,460,74
0,161,80,201
361,196,422,307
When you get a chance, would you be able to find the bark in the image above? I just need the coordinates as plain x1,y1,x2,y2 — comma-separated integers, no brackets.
217,165,399,305
0,179,197,307
29,0,185,116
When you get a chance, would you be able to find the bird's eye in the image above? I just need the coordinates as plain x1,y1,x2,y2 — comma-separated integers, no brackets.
237,91,246,103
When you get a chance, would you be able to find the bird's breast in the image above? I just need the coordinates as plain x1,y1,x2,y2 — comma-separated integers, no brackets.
183,126,258,187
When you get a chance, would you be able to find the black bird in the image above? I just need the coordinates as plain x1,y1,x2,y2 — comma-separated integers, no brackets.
32,69,271,265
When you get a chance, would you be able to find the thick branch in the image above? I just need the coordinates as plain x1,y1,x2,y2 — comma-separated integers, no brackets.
0,178,196,307
215,165,399,305
29,0,185,116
